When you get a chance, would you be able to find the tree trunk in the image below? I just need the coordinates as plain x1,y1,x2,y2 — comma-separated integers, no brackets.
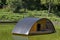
48,0,52,14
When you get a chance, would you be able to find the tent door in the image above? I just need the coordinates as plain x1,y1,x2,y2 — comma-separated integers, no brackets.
37,24,41,31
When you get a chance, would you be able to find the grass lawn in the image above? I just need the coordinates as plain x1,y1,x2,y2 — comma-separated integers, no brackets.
0,23,16,40
0,23,60,40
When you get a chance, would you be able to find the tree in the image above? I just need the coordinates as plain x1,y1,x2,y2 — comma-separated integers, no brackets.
0,0,7,8
48,0,54,13
11,0,22,13
22,0,42,10
1,0,6,5
35,0,41,10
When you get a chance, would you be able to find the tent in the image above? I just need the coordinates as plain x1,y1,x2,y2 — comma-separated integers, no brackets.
12,17,55,35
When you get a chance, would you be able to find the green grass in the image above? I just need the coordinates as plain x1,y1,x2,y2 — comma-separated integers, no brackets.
0,23,60,40
0,23,15,40
0,10,60,22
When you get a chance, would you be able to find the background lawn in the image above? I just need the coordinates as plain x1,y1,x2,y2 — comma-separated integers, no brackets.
0,22,60,40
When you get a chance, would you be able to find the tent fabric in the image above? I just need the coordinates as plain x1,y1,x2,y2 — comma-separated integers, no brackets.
12,17,40,35
12,17,55,35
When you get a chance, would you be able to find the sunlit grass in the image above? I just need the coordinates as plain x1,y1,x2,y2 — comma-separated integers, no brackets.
0,23,60,40
0,23,15,40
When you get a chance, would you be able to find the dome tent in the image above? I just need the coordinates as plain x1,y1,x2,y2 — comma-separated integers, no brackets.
12,17,55,35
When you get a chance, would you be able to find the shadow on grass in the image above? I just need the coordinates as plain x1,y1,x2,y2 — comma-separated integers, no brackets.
12,32,56,40
12,31,56,36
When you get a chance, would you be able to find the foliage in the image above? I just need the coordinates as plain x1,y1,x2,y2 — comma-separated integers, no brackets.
0,11,60,22
0,0,7,8
10,0,22,13
0,0,60,22
0,0,60,12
